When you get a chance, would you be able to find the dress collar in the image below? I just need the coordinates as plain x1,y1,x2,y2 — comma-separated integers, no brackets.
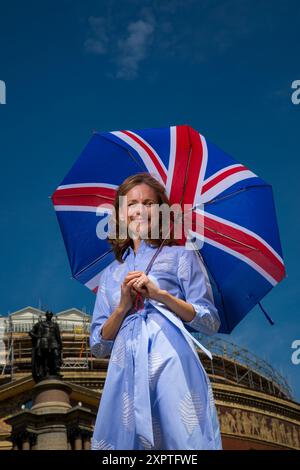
122,239,157,260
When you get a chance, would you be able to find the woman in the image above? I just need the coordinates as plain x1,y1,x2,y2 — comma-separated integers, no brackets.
90,172,222,450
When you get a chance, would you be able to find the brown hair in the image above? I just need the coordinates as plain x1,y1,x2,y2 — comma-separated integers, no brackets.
108,172,179,262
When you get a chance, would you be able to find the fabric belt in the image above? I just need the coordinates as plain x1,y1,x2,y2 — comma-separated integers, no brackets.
119,302,212,448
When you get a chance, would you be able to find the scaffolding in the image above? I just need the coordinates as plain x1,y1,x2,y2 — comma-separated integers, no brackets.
196,334,293,399
61,316,89,369
1,314,14,380
0,313,91,374
0,312,294,400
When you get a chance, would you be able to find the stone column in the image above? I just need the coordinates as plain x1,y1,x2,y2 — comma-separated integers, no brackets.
30,433,38,450
22,434,30,450
12,437,19,451
74,433,83,450
82,431,92,450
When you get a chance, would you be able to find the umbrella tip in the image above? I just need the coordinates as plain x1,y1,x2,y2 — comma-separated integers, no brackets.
258,301,275,326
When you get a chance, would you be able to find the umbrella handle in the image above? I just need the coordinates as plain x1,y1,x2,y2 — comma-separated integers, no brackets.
134,292,145,312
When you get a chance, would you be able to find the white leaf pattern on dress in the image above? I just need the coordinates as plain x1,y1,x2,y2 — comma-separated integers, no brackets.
152,416,163,449
91,438,115,450
98,283,106,295
138,416,163,449
111,336,126,368
126,332,141,353
178,252,190,281
189,303,220,334
122,391,135,431
152,252,175,272
179,391,204,435
112,264,125,282
138,435,153,450
99,280,110,309
148,351,164,390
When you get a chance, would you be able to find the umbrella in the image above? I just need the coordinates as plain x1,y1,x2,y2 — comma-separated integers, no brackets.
51,124,286,333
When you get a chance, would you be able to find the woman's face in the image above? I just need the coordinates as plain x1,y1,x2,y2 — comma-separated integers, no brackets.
121,183,159,239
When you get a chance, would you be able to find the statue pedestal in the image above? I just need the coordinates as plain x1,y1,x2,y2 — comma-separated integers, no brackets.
6,377,95,450
32,378,72,414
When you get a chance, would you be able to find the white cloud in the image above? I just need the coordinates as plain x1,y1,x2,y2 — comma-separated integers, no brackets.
116,18,155,80
84,9,155,80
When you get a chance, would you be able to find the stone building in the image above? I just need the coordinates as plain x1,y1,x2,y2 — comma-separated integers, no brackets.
0,307,299,450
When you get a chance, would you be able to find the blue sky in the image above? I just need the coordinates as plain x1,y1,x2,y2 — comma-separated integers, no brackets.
0,0,300,400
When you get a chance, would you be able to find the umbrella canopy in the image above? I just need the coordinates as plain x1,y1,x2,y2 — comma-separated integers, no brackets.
51,124,286,333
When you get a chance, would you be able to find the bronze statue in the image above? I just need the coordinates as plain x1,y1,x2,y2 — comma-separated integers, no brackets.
29,311,63,382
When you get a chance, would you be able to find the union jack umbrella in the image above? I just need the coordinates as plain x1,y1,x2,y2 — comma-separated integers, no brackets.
51,125,286,333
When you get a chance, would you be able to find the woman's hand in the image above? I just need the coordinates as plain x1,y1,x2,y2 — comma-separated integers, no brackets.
118,282,136,314
124,271,162,301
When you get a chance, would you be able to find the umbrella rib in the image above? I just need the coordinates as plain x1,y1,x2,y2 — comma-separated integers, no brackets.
204,184,270,206
57,193,116,201
74,249,114,278
200,223,259,251
126,149,147,171
100,133,145,171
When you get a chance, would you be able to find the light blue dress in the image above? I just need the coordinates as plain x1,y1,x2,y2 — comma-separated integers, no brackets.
90,240,222,450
